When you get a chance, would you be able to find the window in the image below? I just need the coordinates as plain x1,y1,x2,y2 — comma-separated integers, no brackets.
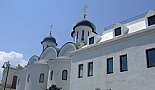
120,54,128,72
88,31,89,36
11,75,17,89
62,70,67,80
107,88,112,90
89,37,94,45
88,62,93,77
27,74,30,83
78,64,83,78
148,15,155,26
107,58,113,74
39,73,44,83
146,48,155,68
76,31,79,40
50,70,53,80
114,27,121,36
81,30,84,41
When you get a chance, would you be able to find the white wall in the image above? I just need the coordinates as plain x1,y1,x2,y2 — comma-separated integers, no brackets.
1,67,18,89
47,59,71,90
126,18,147,33
24,64,49,90
70,28,155,90
16,68,26,90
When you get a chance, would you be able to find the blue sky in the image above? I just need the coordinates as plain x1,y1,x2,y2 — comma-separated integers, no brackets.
0,0,155,61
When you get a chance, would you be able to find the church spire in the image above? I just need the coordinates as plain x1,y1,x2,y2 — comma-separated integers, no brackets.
83,0,88,19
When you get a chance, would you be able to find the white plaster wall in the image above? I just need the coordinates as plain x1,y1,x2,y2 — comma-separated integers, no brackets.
47,59,71,90
40,47,57,60
126,18,147,33
24,64,49,90
100,30,113,42
16,69,26,90
1,68,18,88
70,57,106,90
58,43,76,57
70,28,155,90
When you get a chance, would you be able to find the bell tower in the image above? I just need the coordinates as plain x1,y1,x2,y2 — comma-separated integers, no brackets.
71,0,97,47
41,25,57,50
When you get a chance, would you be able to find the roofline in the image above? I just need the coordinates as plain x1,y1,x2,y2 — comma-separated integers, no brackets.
104,12,147,31
72,25,155,54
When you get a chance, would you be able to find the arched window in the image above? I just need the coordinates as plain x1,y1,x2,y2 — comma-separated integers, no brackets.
62,70,67,80
39,73,44,83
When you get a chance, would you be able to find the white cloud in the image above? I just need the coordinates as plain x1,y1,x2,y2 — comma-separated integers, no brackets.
0,51,27,79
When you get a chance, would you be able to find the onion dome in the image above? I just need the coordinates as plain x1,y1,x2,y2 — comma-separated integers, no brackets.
41,31,58,46
71,20,96,37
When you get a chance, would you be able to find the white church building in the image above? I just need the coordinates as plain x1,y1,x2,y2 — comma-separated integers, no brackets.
1,9,155,90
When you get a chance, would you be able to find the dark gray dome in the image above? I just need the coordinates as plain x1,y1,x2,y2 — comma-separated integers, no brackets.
71,20,96,37
41,35,58,46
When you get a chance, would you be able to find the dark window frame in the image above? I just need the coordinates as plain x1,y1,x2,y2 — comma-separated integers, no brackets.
27,74,30,83
107,57,113,74
76,31,79,40
11,75,17,89
120,54,128,72
39,73,44,83
81,30,84,41
88,62,93,77
50,70,53,80
146,48,155,68
62,70,68,80
78,64,83,78
89,37,94,45
114,27,121,36
148,15,155,26
17,78,20,85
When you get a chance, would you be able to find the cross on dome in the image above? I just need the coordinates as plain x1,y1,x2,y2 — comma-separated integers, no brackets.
83,0,88,19
49,24,53,36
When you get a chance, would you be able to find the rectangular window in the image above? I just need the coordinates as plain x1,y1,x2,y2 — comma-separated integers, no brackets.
88,62,93,77
148,15,155,26
39,73,44,83
78,64,83,78
120,54,128,72
146,48,155,68
11,76,17,89
76,31,78,40
89,37,94,45
27,74,30,83
17,79,20,85
81,30,84,41
114,27,121,36
50,70,53,80
107,58,113,74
